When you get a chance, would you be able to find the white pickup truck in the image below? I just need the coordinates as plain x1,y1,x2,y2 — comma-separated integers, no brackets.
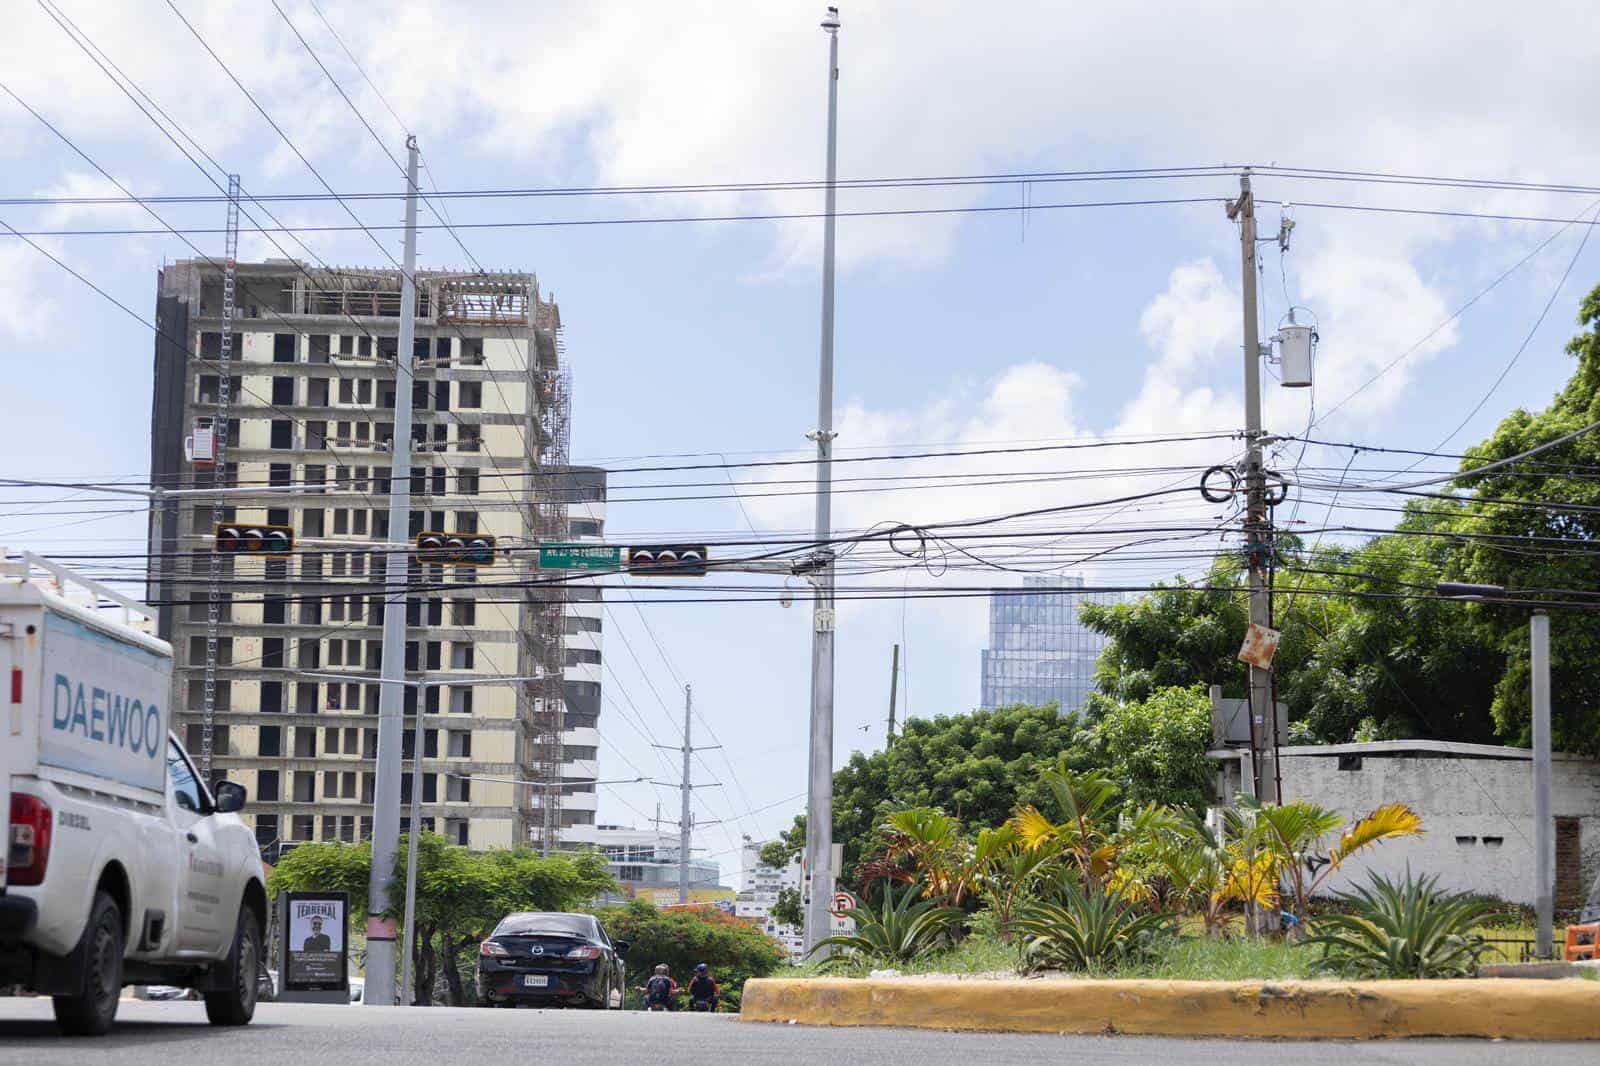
0,569,267,1035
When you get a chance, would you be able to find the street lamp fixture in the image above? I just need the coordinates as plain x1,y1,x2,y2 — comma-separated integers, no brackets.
1434,582,1507,601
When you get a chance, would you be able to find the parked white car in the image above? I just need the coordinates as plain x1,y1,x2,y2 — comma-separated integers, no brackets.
0,573,268,1035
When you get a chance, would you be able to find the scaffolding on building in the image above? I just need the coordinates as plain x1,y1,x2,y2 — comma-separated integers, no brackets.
524,295,570,856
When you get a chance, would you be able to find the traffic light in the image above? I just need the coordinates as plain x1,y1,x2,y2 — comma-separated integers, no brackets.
214,523,295,555
416,531,496,567
624,544,707,577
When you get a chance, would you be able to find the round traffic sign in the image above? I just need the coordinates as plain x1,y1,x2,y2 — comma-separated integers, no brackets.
828,890,856,918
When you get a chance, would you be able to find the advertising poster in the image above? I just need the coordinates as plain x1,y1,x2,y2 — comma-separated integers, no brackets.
282,892,348,994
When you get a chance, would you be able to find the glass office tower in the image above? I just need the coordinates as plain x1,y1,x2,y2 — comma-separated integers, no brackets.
979,575,1117,711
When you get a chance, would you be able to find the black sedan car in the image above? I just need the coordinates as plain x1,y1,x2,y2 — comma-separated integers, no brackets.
476,912,628,1009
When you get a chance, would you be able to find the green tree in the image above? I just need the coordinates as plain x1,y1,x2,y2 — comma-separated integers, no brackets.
1439,280,1600,756
763,702,1090,888
1089,684,1213,811
269,836,613,1006
769,886,803,932
596,900,784,1010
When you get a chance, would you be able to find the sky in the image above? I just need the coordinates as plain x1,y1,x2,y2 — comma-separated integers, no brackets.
5,1,1600,880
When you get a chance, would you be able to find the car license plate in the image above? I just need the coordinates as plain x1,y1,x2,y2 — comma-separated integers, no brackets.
521,975,549,988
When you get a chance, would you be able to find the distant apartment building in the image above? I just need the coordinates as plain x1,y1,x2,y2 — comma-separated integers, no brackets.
979,574,1118,712
582,825,722,902
736,840,851,962
145,259,592,853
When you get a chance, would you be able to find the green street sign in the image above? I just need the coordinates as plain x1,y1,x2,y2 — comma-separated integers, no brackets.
539,544,621,571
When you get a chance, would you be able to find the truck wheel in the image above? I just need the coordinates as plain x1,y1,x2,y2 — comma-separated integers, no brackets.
52,891,124,1037
204,906,260,1027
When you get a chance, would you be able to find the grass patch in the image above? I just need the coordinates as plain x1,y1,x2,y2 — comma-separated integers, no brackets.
1120,935,1315,981
787,921,1559,982
789,930,1314,981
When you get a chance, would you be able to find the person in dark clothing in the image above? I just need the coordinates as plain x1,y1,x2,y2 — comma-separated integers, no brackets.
640,964,677,1011
687,963,718,1012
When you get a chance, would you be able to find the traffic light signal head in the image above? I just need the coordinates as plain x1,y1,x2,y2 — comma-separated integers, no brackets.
416,531,496,566
625,544,707,577
214,523,295,555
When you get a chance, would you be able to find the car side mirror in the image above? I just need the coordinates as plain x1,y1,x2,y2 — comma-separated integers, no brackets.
215,781,248,814
613,940,629,958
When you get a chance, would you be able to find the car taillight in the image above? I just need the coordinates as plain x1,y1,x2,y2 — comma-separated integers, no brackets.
566,945,601,959
479,939,509,957
8,794,52,887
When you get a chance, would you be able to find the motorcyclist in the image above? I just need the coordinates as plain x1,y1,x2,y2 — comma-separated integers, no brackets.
639,964,677,1011
687,963,718,1012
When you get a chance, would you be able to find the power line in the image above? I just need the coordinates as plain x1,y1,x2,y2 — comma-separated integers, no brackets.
0,194,1229,237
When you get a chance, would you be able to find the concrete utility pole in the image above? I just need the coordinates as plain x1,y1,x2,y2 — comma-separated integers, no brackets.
679,685,694,904
364,136,420,1008
886,643,900,748
1531,610,1554,958
1228,169,1279,805
313,670,538,1004
803,4,842,960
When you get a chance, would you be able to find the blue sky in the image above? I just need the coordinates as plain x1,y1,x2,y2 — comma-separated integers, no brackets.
4,1,1600,878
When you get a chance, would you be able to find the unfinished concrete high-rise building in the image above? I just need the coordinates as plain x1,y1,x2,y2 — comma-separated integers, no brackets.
146,260,595,853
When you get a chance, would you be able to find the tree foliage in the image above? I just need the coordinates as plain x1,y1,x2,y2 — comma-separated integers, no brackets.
269,835,613,1006
1080,293,1600,758
1087,684,1214,811
763,703,1090,888
596,900,784,1009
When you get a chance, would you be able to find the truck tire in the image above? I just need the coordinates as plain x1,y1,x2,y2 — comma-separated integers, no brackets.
52,891,124,1037
204,906,260,1027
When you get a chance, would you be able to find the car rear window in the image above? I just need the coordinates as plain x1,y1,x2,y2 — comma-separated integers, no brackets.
494,913,596,938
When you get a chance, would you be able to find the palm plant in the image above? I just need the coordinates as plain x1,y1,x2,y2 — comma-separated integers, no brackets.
1304,871,1495,978
972,825,1055,935
809,880,965,965
1013,879,1174,973
1012,766,1122,883
873,807,978,907
1154,812,1277,938
1244,798,1423,923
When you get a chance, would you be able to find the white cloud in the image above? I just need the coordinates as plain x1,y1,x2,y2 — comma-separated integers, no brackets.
0,242,58,340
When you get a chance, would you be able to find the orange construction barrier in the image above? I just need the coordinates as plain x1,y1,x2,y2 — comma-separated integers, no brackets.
1563,921,1598,961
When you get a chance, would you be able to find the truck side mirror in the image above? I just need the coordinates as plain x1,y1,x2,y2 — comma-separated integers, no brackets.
215,781,249,814
613,940,630,958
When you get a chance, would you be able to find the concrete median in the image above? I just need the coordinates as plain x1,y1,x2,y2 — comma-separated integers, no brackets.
739,976,1600,1040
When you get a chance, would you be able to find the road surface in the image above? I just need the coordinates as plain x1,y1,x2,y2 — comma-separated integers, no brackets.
0,999,1594,1063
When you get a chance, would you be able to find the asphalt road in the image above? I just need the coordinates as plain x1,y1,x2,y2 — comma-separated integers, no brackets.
0,999,1595,1064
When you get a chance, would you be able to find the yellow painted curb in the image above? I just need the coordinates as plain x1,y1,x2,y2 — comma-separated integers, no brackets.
739,977,1600,1040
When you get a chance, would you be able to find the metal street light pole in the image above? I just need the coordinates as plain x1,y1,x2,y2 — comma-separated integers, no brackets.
364,136,420,1007
1530,611,1554,958
1435,583,1553,954
803,4,841,960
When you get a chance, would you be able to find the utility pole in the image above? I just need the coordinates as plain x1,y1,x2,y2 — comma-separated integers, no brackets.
1531,611,1553,958
650,682,719,905
803,3,842,962
364,136,419,1008
1227,169,1279,805
679,685,694,904
886,643,900,748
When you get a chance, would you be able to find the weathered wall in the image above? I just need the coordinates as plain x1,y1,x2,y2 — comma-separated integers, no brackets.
1277,748,1600,907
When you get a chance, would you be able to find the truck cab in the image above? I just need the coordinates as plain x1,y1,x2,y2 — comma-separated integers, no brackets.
1,560,267,1035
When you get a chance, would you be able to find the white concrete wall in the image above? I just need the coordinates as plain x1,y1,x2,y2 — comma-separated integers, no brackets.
1278,748,1600,906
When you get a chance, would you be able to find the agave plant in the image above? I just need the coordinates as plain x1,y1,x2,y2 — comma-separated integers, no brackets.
809,880,965,965
1304,871,1495,979
1013,880,1174,973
